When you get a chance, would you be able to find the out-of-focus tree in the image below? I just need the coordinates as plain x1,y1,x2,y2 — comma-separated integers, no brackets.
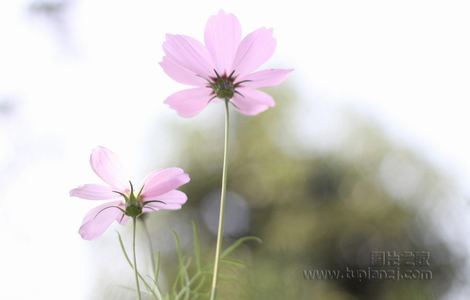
160,86,461,300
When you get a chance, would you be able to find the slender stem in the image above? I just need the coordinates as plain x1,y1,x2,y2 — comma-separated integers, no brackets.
141,218,163,299
209,100,230,300
133,217,142,300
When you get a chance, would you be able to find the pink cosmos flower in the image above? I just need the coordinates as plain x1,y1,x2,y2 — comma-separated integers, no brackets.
160,10,293,117
70,146,190,240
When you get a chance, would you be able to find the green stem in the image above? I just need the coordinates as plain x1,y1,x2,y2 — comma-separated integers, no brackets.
133,217,142,300
209,100,230,300
141,218,163,299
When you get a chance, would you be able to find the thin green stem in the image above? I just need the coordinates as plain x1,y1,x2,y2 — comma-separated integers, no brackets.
141,218,163,299
209,100,230,300
133,217,142,300
117,232,160,299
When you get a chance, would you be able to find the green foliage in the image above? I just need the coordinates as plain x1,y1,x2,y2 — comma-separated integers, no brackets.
117,223,261,300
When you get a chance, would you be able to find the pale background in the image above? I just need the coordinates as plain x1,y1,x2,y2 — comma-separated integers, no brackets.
1,0,470,299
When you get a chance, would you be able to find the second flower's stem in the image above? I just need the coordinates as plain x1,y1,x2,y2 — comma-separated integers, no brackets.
132,217,142,300
209,100,230,300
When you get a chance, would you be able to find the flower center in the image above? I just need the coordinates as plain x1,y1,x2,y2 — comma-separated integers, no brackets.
114,181,144,218
125,204,142,218
125,190,143,217
115,181,166,218
209,70,236,100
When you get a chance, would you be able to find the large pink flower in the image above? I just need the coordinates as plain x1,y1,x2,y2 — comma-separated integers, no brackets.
160,10,293,117
70,146,190,240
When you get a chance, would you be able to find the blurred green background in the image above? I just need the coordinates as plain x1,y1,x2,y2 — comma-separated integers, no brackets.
106,87,462,300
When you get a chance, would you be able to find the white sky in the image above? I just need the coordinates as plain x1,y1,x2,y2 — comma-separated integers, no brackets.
1,0,470,299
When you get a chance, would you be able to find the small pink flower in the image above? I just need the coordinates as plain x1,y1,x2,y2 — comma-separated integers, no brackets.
161,10,293,117
70,146,190,240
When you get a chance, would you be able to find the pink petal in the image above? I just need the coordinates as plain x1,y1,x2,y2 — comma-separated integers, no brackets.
90,146,128,191
143,190,188,211
204,10,241,74
141,168,190,199
163,34,214,78
143,206,160,213
69,184,118,200
164,87,213,118
117,214,129,225
238,69,293,88
79,200,123,240
232,28,276,77
231,87,276,116
160,56,206,86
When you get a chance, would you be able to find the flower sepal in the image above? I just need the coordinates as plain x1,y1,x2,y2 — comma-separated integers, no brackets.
115,181,144,218
125,204,142,218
